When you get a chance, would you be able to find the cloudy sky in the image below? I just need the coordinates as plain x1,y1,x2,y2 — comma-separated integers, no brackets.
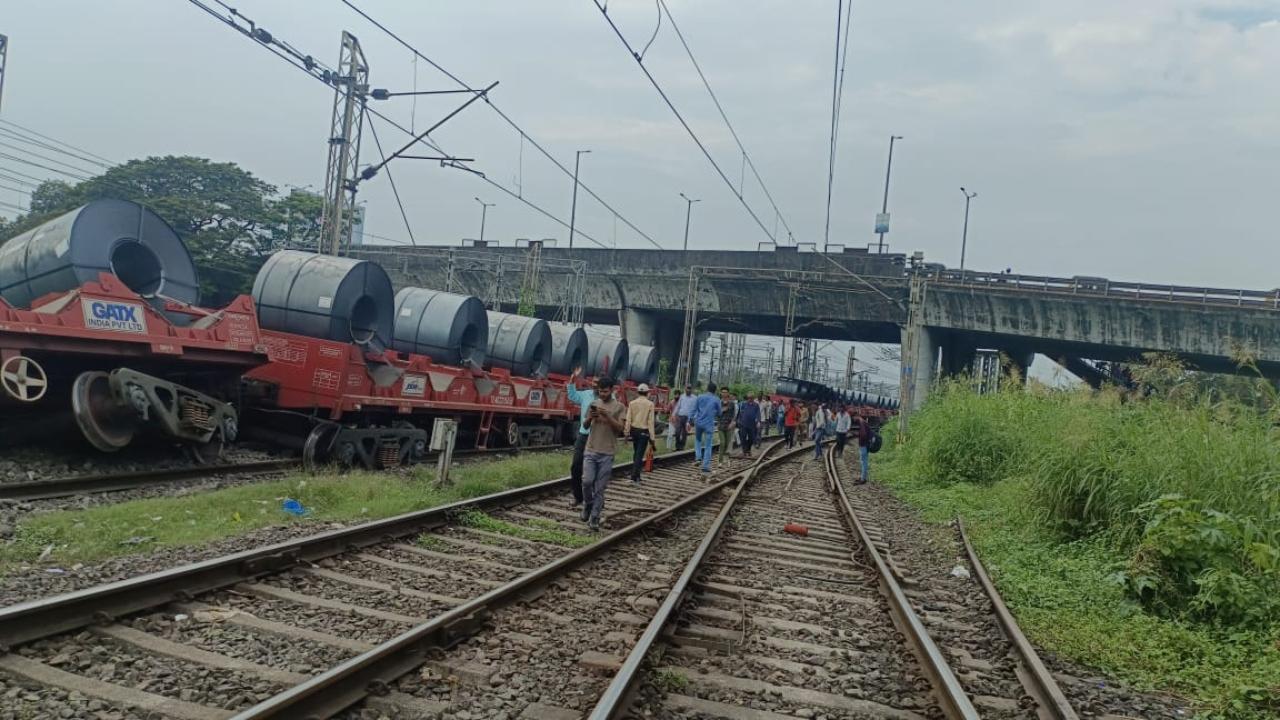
2,1,1277,384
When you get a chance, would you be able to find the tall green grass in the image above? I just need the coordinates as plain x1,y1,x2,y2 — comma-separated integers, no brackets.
892,380,1280,626
879,379,1280,717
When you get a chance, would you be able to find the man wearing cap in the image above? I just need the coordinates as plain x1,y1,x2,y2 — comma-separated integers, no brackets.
672,384,697,451
624,383,656,485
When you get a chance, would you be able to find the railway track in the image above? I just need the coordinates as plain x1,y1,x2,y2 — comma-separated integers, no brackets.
0,444,572,502
0,447,756,718
0,440,1086,719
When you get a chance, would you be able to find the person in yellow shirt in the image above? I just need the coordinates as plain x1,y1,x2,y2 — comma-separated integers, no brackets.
624,383,656,485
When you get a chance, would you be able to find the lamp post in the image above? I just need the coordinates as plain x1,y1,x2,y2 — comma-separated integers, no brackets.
959,187,977,277
876,135,903,252
474,197,494,243
679,192,701,251
568,149,591,249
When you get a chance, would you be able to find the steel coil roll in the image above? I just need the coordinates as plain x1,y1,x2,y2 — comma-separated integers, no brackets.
548,322,588,375
0,199,200,308
392,287,488,367
252,250,394,346
627,344,659,385
584,330,628,379
486,310,552,378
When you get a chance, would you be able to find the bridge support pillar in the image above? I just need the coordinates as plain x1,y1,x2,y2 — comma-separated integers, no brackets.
900,323,939,414
622,307,683,386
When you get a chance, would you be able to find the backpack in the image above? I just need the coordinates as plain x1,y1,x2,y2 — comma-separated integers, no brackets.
867,429,883,453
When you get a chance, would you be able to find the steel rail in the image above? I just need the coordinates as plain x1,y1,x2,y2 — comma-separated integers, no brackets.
825,445,980,720
229,443,783,719
0,444,572,502
0,448,691,648
957,518,1080,719
587,438,800,718
0,460,300,501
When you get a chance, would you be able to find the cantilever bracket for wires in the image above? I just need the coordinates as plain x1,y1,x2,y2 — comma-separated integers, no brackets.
358,81,497,184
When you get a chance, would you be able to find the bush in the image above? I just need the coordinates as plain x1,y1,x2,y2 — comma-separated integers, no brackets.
893,381,1280,628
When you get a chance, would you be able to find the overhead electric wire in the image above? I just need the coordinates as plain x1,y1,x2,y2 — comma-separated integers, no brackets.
338,0,664,250
0,182,31,196
0,118,117,166
590,0,783,246
0,127,113,169
656,0,797,244
0,152,91,181
0,200,27,214
185,0,610,249
822,0,849,248
0,141,100,177
0,171,37,187
365,114,417,247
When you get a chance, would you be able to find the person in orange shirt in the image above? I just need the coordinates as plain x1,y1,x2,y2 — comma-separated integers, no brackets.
783,400,799,448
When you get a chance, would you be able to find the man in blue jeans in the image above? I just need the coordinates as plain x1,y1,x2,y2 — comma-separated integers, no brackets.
854,412,872,484
692,382,720,474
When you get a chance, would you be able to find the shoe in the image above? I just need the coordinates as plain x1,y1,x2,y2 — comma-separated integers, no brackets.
631,478,641,485
589,519,600,532
581,507,591,521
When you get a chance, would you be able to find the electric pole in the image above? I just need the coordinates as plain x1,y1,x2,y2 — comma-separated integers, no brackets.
875,135,902,252
0,35,8,112
320,32,369,256
474,197,494,243
567,149,590,249
959,187,977,276
679,192,700,251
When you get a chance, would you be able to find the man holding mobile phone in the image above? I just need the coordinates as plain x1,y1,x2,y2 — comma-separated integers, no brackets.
581,376,626,532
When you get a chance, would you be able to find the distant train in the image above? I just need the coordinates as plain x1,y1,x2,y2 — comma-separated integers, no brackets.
774,376,899,415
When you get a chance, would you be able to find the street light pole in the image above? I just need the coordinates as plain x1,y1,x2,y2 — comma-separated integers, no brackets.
959,187,977,276
568,149,590,249
877,135,903,253
679,192,701,251
474,197,494,243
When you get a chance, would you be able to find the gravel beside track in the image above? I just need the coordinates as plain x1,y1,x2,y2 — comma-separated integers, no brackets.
627,448,944,720
836,449,1189,719
0,453,753,719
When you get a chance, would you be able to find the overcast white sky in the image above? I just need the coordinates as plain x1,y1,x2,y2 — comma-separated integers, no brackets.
2,1,1278,384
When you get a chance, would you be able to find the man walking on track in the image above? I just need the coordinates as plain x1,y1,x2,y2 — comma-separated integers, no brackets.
692,382,720,475
672,384,696,451
564,367,596,508
834,404,851,458
811,403,830,459
717,387,737,466
624,383,656,485
581,376,626,532
737,391,761,458
854,412,872,484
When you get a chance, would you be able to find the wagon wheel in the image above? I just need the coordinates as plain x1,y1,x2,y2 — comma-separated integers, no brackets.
1,355,47,403
71,370,136,452
302,422,340,471
185,433,225,465
507,421,521,448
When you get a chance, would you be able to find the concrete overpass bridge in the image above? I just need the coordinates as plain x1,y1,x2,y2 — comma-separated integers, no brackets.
354,244,1280,417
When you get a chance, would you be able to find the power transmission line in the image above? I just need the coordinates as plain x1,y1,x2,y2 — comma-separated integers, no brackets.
339,0,665,250
0,171,37,187
0,152,91,181
0,118,116,165
0,141,99,177
656,0,797,244
186,0,611,250
0,126,113,169
590,0,786,246
0,182,30,195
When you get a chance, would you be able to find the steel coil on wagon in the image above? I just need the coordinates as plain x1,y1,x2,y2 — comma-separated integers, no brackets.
0,199,200,308
584,330,628,379
392,287,488,368
627,343,659,385
251,250,394,346
486,310,552,378
547,322,588,375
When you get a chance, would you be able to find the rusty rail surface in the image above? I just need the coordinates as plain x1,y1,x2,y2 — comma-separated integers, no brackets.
957,518,1080,720
0,447,677,648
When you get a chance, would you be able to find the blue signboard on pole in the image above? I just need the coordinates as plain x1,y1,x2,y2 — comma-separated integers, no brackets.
874,212,890,234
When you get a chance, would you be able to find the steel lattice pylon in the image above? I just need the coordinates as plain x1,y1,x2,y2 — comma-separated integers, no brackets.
320,32,369,256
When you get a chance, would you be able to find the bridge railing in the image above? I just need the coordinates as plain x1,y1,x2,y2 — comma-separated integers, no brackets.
922,269,1280,310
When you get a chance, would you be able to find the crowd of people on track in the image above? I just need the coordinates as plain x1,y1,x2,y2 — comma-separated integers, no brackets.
564,367,879,533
